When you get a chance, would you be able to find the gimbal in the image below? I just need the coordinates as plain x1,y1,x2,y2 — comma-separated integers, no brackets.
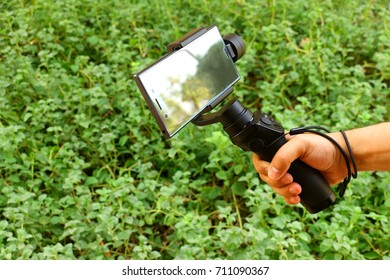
168,27,336,214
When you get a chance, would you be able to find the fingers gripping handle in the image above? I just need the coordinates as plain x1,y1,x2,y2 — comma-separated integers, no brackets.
249,135,336,213
249,138,336,213
247,129,335,214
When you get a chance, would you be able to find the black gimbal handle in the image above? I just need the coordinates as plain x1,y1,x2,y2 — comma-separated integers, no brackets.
246,117,336,214
194,99,336,213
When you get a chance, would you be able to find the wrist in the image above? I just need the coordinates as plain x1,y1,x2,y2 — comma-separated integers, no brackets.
338,123,390,172
325,131,356,185
326,131,357,196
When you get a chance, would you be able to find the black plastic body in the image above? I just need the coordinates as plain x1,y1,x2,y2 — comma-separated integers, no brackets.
213,100,336,214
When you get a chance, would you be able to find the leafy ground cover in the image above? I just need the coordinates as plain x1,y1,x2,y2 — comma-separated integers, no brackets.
0,0,389,259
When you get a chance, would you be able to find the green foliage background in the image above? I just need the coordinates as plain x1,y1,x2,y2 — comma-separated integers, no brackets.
0,0,389,259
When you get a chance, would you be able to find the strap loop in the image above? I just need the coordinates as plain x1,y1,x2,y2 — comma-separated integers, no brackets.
289,126,358,197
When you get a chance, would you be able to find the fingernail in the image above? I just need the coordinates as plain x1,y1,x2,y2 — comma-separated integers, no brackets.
268,167,280,180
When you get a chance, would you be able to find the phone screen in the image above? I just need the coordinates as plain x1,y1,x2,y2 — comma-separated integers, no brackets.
134,26,240,138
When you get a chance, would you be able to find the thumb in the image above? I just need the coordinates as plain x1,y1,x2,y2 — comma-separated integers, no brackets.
268,137,306,180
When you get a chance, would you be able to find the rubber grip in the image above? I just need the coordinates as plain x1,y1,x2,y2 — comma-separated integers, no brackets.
288,160,336,213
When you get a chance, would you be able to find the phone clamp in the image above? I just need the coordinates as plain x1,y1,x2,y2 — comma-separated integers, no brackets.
168,26,246,114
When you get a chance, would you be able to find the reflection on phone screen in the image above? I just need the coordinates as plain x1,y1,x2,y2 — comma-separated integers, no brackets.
135,26,240,138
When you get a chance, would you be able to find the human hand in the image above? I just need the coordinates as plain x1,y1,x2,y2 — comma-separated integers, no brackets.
252,132,348,205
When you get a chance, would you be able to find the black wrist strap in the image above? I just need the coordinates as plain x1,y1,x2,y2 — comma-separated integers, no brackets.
289,126,358,198
340,129,358,188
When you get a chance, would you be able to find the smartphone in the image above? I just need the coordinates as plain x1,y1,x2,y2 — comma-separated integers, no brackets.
133,25,240,138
